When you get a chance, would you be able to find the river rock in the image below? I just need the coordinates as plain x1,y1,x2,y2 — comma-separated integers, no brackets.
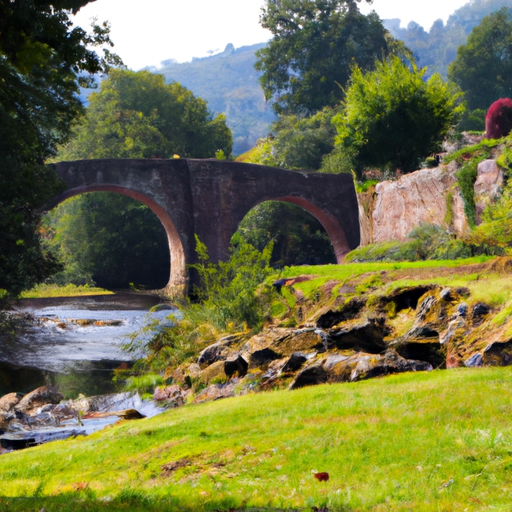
16,386,63,413
153,385,187,406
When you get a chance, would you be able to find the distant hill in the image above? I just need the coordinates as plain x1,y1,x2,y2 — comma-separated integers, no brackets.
384,0,512,78
146,43,275,156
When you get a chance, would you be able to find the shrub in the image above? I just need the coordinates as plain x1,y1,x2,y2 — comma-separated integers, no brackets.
485,98,512,139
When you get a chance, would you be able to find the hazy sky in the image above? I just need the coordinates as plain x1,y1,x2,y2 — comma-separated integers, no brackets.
73,0,470,70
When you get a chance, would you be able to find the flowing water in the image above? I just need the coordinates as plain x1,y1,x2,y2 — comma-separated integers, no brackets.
0,293,173,397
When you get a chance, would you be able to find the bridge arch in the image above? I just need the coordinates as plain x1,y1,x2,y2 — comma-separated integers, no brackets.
45,185,186,296
234,195,350,264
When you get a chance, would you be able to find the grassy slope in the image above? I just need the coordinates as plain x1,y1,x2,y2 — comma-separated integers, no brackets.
2,368,512,511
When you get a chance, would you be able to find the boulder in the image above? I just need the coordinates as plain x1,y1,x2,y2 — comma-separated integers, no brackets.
199,360,226,385
464,353,483,368
289,359,327,390
153,385,187,406
281,352,309,373
16,386,63,413
224,355,248,378
327,318,389,353
197,342,230,367
194,380,239,403
482,340,512,366
316,297,367,329
249,348,281,370
348,350,432,382
0,393,21,413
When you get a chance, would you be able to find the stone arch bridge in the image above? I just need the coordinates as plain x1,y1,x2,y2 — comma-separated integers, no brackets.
48,159,360,297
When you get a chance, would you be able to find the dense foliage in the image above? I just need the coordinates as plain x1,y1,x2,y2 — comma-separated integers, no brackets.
0,0,120,298
334,56,463,175
449,8,512,112
59,69,233,159
255,0,395,115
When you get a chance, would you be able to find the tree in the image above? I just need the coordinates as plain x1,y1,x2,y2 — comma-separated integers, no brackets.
255,0,398,115
59,69,233,159
334,56,463,175
259,107,340,170
0,0,118,298
449,8,512,111
49,69,233,289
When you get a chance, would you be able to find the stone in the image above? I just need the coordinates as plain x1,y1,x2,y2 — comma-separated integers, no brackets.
153,385,187,406
197,342,230,367
472,303,490,319
327,318,389,353
0,393,21,413
474,159,504,223
249,348,281,370
194,380,239,403
482,340,512,366
315,297,367,329
363,166,468,244
349,350,432,382
224,355,248,378
281,352,309,373
464,353,483,368
457,303,469,317
199,360,226,385
289,360,327,390
16,386,63,413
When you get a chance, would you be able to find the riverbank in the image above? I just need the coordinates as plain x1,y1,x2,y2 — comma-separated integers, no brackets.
3,257,512,509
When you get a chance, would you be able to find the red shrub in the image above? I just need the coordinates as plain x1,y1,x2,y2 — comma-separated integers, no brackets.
485,98,512,139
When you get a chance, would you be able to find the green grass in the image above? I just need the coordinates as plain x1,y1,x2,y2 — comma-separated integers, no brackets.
20,283,113,298
3,368,512,510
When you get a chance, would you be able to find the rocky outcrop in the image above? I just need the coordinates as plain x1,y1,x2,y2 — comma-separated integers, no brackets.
474,159,504,224
359,165,469,245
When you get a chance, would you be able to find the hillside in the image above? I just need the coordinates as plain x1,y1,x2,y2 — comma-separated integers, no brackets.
384,0,512,78
147,43,276,156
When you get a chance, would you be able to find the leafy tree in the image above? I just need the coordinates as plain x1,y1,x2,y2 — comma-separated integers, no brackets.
255,0,396,115
59,69,233,159
449,8,512,111
334,56,463,175
50,70,233,289
0,0,118,298
254,107,339,170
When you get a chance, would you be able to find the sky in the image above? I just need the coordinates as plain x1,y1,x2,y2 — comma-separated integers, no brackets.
73,0,471,70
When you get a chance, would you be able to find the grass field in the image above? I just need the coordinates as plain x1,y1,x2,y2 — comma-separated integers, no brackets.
19,283,113,299
2,367,512,511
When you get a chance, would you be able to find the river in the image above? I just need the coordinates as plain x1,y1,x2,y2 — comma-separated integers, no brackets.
0,293,173,398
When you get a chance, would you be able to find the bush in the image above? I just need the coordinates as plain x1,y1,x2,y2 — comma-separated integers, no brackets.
485,98,512,139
